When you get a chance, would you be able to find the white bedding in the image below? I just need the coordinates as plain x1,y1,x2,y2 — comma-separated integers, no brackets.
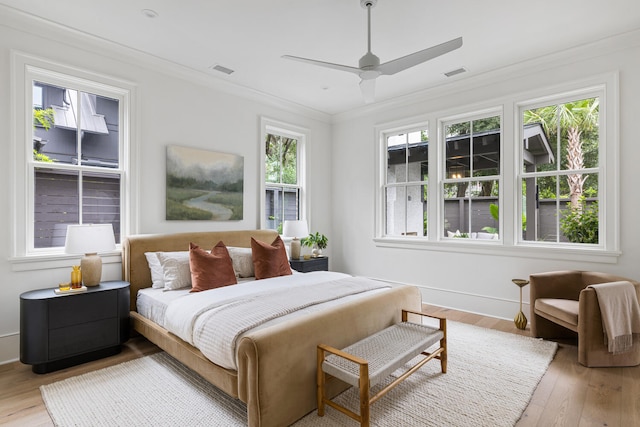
139,271,391,370
137,277,256,325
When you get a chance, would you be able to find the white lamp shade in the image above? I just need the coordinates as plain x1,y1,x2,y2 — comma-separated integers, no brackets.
282,220,309,238
64,224,116,255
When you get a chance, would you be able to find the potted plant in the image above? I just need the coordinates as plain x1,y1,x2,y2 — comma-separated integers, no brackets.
301,232,328,257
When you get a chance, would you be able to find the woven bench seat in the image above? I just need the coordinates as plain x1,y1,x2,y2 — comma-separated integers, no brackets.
317,309,447,427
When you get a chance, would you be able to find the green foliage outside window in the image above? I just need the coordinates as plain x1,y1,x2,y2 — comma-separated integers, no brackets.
33,108,55,130
33,108,56,162
560,198,598,244
265,134,297,185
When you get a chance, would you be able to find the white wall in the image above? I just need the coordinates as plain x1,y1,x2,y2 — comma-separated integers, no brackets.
331,30,640,320
0,11,333,364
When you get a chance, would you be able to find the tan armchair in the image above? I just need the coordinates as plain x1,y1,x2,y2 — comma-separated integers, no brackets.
530,270,640,367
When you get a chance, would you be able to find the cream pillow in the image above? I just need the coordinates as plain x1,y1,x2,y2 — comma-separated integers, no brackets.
156,251,191,290
227,246,254,278
145,252,165,289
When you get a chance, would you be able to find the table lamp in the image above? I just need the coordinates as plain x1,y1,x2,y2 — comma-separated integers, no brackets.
64,224,116,286
282,220,308,260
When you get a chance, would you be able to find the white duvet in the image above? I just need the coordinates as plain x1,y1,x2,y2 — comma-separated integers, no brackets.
163,271,390,369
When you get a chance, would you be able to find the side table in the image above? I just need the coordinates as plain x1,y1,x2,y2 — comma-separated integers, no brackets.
290,257,329,273
20,280,130,373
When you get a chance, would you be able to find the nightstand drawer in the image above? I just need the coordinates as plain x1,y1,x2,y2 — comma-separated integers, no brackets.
48,291,117,329
49,318,119,359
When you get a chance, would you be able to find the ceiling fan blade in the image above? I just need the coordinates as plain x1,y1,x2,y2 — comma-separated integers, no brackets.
377,37,463,76
282,55,361,75
360,78,376,104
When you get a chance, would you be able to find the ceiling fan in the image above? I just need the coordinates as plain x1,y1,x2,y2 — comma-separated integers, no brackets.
283,0,462,104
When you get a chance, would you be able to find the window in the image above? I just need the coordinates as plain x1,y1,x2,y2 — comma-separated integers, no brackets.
12,54,133,260
520,95,600,244
261,119,307,232
383,128,429,237
32,83,122,249
442,114,501,240
375,74,617,261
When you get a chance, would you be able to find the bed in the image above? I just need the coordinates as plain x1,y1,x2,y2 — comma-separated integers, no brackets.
122,229,422,427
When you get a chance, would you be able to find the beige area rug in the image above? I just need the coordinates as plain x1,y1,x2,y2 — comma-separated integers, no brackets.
41,321,557,427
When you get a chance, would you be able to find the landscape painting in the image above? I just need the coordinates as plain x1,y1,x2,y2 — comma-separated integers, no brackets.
166,145,243,221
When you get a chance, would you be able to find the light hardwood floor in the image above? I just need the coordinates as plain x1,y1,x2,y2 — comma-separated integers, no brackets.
1,305,638,426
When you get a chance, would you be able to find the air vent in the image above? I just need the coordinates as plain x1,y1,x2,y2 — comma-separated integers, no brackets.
444,67,467,78
210,64,235,75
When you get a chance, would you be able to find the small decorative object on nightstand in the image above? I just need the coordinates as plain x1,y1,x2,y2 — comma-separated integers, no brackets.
301,231,328,258
290,257,328,273
512,278,529,330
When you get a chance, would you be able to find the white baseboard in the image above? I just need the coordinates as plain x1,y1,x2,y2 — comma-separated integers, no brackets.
416,284,530,322
0,333,20,366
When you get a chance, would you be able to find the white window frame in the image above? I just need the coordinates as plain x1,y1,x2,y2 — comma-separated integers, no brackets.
438,109,503,242
9,52,137,270
374,73,619,263
259,117,308,231
378,122,430,238
515,83,614,252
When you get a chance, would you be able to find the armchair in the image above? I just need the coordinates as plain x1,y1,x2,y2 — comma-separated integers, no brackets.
530,270,640,367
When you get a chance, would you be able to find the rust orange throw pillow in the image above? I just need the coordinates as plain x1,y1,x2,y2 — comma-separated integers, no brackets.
251,236,292,280
189,241,237,292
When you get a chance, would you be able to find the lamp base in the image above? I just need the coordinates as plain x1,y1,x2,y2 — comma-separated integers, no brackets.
81,253,102,286
290,238,301,260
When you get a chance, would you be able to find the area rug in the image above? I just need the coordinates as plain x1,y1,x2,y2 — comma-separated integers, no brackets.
41,321,557,427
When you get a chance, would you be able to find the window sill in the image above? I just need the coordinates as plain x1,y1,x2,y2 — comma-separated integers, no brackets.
9,251,122,272
373,237,620,264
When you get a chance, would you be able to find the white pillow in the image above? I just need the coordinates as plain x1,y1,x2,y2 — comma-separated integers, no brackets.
156,251,191,290
227,246,254,278
145,252,165,289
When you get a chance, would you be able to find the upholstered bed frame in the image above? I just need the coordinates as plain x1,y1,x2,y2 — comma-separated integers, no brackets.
122,229,422,427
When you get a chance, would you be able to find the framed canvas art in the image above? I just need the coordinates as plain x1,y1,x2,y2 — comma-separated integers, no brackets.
166,145,243,220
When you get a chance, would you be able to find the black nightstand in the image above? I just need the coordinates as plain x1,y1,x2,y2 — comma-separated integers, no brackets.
20,280,130,373
290,257,329,273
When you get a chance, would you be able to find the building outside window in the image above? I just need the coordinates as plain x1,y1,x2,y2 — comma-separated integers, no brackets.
442,114,501,240
384,128,429,237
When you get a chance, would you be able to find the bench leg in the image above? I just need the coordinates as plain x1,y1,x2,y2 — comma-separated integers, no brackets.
317,346,325,416
359,364,370,427
440,317,448,373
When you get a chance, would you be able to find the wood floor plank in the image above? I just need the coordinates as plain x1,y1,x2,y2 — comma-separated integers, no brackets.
581,367,623,426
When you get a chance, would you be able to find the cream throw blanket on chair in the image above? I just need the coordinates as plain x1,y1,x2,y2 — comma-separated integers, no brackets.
589,281,640,354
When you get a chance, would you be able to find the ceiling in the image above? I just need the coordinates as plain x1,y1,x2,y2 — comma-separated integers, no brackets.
2,0,639,115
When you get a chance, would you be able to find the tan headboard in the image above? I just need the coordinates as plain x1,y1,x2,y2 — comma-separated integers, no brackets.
122,229,279,311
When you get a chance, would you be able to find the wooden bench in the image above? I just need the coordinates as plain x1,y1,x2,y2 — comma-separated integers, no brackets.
317,310,447,427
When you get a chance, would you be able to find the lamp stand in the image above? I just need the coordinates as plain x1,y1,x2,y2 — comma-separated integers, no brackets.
81,253,102,287
290,237,301,260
